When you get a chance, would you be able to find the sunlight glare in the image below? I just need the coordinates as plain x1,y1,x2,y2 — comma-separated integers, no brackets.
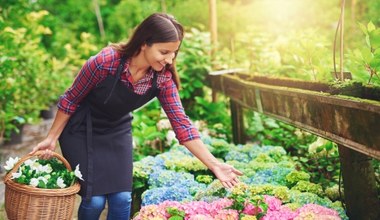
254,0,308,33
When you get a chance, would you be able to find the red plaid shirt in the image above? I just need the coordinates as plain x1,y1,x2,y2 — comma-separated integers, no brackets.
58,46,200,144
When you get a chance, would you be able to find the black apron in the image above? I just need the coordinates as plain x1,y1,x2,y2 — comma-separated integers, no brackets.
59,56,159,200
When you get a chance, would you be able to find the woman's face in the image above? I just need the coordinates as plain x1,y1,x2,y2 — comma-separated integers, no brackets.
141,41,181,71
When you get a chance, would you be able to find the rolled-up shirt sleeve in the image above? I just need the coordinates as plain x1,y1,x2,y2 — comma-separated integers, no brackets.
57,48,112,115
157,72,200,144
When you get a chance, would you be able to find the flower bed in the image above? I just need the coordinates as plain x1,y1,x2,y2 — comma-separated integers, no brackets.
132,136,348,219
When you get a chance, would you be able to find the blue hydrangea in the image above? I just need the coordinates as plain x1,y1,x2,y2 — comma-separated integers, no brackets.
141,186,192,206
289,190,324,205
248,145,281,159
225,151,250,163
148,170,194,188
247,167,293,185
133,156,165,179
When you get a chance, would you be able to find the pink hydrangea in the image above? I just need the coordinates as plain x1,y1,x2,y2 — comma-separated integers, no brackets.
183,198,234,219
295,204,341,220
264,195,282,211
262,206,298,220
242,203,262,215
214,209,239,220
133,204,167,220
188,214,214,220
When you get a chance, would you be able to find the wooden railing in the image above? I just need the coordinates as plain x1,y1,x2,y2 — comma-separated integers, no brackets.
207,70,380,219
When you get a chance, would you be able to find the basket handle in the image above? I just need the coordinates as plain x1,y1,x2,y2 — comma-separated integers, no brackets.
4,151,73,183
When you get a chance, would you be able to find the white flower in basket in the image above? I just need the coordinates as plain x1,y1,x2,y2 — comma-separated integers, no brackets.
3,153,83,189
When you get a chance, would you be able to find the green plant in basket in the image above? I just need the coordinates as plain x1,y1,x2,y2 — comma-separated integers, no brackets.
3,154,83,189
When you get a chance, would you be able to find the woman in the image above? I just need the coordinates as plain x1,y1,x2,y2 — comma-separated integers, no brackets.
30,13,242,219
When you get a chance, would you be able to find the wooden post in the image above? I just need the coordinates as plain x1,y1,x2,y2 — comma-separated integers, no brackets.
230,100,246,145
338,145,380,219
93,0,105,40
209,0,218,102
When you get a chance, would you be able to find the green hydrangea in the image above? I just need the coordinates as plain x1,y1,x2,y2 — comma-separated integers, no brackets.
248,161,278,172
196,175,214,184
254,153,275,163
267,146,287,162
272,186,291,202
249,184,275,195
291,180,324,197
285,170,311,187
165,156,207,172
248,184,291,202
325,185,342,201
193,180,226,200
283,202,302,211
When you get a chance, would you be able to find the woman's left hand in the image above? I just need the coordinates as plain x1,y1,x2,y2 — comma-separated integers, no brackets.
211,162,243,189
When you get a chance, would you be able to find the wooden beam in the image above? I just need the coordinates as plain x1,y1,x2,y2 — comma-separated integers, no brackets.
209,0,218,102
230,99,246,145
208,74,380,160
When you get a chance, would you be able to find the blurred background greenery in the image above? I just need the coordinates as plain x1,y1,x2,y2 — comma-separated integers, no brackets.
1,0,380,148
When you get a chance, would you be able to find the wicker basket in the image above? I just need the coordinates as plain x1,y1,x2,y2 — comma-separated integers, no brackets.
4,151,80,220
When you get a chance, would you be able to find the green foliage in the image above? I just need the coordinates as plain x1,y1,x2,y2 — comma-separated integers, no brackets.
193,96,232,141
246,112,316,154
177,28,211,110
362,0,380,25
352,21,380,84
0,8,55,138
167,207,185,220
33,0,101,57
228,183,268,218
208,138,233,159
132,100,166,160
0,1,99,141
293,138,341,188
106,0,161,42
275,29,332,81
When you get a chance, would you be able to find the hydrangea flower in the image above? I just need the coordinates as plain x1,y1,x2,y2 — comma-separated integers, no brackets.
132,137,348,220
291,180,324,197
295,204,341,220
142,186,193,206
148,170,195,188
262,206,298,220
247,167,293,186
133,156,165,180
225,151,251,163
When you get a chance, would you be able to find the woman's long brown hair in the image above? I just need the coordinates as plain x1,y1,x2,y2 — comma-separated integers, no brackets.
110,13,184,89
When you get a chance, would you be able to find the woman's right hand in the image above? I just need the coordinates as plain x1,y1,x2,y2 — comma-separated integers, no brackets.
29,137,57,160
